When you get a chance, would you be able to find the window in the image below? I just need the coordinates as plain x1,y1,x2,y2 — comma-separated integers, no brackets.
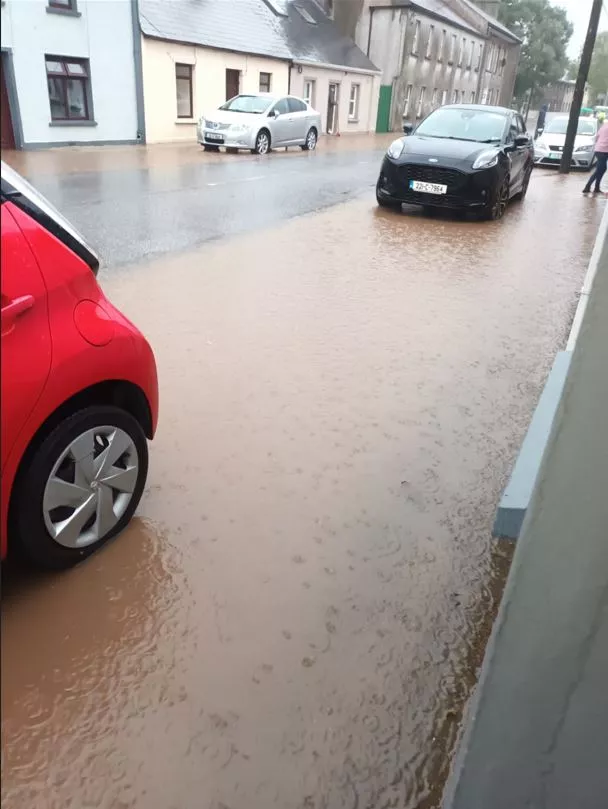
449,34,457,64
461,90,466,103
459,38,465,67
452,89,459,104
259,72,272,93
417,86,426,117
487,45,494,72
303,79,315,106
412,20,421,55
288,97,307,112
471,91,476,103
271,97,290,116
403,84,413,116
426,25,434,59
439,30,447,62
431,87,438,108
45,56,91,121
175,63,193,118
467,41,473,69
48,0,76,9
348,83,360,120
476,43,482,70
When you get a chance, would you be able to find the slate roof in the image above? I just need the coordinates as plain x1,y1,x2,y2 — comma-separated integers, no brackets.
410,0,481,36
458,0,521,43
139,0,379,72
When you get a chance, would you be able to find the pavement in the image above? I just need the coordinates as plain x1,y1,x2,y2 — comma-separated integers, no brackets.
444,209,608,809
1,140,605,809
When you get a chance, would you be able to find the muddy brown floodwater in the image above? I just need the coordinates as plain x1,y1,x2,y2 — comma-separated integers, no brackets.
2,172,604,809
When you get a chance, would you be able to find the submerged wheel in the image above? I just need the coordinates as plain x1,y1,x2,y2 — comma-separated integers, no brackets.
10,406,148,569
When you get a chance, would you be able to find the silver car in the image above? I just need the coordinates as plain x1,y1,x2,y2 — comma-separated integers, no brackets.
198,93,322,155
534,116,598,169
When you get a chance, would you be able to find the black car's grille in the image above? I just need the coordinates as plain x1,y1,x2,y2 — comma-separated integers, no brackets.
397,164,467,191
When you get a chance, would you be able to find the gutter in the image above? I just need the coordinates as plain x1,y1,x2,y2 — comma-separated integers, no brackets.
293,59,382,76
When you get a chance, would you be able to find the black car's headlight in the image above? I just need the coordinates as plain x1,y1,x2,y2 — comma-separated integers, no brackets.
472,149,500,170
387,138,406,159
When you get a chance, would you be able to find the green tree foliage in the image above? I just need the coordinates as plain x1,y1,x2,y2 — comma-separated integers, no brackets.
587,31,608,103
498,0,573,99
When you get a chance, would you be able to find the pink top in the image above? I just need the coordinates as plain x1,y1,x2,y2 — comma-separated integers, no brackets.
596,122,608,153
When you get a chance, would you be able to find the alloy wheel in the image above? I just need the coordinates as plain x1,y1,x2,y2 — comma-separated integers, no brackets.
256,132,270,155
306,130,317,150
42,425,139,549
492,180,509,220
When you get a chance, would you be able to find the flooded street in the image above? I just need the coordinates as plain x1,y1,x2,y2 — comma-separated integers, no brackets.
2,148,604,809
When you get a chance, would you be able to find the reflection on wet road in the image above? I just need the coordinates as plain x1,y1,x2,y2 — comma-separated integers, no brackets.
1,157,604,809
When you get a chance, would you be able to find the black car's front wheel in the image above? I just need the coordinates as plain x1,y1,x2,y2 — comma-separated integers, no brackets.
376,180,402,211
485,177,510,220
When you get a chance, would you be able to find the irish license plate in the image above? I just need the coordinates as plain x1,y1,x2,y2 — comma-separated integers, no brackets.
410,180,447,195
206,133,224,142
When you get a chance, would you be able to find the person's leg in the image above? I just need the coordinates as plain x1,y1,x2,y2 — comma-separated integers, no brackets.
583,162,599,193
592,153,607,192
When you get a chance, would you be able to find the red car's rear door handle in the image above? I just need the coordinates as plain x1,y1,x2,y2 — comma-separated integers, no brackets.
1,294,35,331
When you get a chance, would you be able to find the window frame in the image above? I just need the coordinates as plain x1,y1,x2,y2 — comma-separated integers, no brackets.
449,33,457,65
48,0,77,10
259,72,272,93
452,89,459,104
416,86,426,118
459,37,465,67
45,55,92,123
348,83,360,121
404,84,413,117
426,25,434,59
412,20,421,55
175,63,194,119
441,89,448,106
303,79,315,107
439,30,447,62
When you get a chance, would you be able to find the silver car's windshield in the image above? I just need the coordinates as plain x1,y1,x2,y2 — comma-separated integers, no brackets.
415,108,507,143
545,118,596,136
220,95,273,114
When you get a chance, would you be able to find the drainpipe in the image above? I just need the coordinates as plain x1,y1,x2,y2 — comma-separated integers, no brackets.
130,0,146,143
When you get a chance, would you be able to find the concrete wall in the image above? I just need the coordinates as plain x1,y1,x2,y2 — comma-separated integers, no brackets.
289,64,379,134
1,0,138,146
140,36,289,143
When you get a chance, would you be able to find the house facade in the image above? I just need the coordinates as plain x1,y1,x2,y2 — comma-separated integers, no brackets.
138,0,381,144
327,0,520,132
0,0,143,149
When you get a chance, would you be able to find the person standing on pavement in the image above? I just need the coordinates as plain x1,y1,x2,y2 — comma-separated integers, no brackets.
583,121,608,194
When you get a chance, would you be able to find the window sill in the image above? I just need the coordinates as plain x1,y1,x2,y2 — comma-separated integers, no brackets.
175,118,196,124
46,6,82,17
49,119,97,127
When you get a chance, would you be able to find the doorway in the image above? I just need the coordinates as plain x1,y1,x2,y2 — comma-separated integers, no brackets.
327,82,339,134
225,69,240,101
1,53,16,149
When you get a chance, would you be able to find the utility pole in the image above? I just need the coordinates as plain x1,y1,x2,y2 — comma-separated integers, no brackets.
560,0,603,173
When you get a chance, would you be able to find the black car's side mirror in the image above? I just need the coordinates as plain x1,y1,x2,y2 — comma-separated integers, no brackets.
403,122,414,135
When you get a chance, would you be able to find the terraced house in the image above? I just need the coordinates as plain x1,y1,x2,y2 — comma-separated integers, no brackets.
325,0,521,132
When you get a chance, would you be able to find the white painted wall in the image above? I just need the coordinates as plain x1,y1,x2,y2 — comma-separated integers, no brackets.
1,0,138,146
141,37,290,143
290,65,379,135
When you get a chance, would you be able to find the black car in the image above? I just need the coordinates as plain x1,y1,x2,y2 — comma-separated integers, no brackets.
376,105,534,220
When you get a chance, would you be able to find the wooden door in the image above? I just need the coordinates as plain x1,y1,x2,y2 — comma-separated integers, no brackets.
1,56,16,150
225,69,240,101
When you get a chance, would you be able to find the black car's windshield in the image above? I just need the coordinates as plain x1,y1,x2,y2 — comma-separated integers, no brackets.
544,118,596,136
219,95,273,114
415,108,507,143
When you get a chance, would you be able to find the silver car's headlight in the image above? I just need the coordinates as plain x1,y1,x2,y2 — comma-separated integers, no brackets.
387,138,405,159
574,144,593,152
229,123,250,133
472,149,499,170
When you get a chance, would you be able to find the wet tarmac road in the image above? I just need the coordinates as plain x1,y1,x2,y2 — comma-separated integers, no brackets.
1,151,605,809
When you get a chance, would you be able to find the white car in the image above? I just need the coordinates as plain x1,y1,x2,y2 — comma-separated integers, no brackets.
198,93,322,155
534,116,598,169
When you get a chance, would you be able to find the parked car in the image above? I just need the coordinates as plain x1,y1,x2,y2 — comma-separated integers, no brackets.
534,116,598,169
1,161,158,569
198,93,322,155
376,105,534,220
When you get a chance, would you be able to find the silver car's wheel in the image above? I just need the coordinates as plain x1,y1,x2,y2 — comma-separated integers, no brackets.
304,128,317,151
43,425,139,549
11,405,149,569
254,130,270,155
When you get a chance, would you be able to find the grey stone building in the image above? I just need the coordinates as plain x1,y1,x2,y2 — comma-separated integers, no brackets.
323,0,521,132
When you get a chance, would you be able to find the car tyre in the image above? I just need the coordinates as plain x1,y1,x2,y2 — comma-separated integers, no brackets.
376,180,402,211
203,145,220,152
484,176,510,221
252,130,271,155
10,405,148,570
301,128,318,151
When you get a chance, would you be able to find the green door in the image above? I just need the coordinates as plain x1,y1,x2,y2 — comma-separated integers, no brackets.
376,85,392,133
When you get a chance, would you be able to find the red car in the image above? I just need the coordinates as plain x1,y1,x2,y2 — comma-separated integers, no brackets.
1,161,158,569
